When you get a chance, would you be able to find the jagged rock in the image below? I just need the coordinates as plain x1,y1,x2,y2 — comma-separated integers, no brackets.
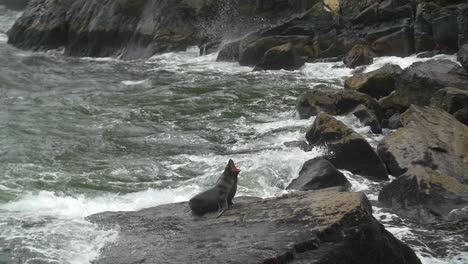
254,39,315,70
351,104,382,134
88,188,422,264
431,87,468,124
344,64,401,99
458,44,468,71
387,113,403,129
286,157,350,191
379,166,468,224
381,59,468,115
414,2,439,52
297,89,381,119
372,28,414,57
377,106,468,183
217,40,241,62
306,113,388,181
343,44,375,68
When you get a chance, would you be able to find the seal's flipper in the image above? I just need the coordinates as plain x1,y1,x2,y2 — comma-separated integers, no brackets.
216,199,228,218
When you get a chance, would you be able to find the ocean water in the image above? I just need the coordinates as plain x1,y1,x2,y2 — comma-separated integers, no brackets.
0,6,466,264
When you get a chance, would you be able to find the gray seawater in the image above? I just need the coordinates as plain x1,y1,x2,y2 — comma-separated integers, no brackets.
0,6,466,264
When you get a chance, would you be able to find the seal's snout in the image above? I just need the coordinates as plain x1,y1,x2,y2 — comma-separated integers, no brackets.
228,159,240,173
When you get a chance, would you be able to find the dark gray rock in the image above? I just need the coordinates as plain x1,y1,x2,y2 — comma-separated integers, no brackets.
296,89,381,120
343,44,375,69
372,28,414,57
344,64,402,99
431,87,468,118
216,40,241,62
377,106,468,183
453,107,468,125
88,189,422,264
380,59,468,116
351,104,382,134
306,113,389,181
379,166,468,224
286,157,350,191
414,2,439,52
458,44,468,71
387,113,403,129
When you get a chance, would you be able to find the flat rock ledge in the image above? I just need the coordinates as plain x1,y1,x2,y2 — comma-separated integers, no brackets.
87,188,421,264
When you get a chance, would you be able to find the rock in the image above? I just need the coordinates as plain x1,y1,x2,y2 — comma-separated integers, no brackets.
372,28,414,57
431,87,468,117
432,7,459,51
0,0,29,10
454,107,468,125
283,140,312,151
384,59,468,113
255,40,317,70
414,2,439,52
286,157,350,191
306,113,389,181
344,64,402,99
343,44,375,68
216,40,241,62
458,44,468,71
379,166,468,224
377,106,468,183
87,189,422,264
387,113,403,129
296,89,381,120
351,104,382,134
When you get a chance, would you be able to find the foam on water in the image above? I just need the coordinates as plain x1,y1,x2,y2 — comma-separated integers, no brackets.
300,61,353,83
364,54,458,72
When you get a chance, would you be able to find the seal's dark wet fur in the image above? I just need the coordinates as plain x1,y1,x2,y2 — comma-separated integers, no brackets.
189,159,240,217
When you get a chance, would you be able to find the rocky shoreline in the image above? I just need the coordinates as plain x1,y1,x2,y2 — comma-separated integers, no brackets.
4,0,467,263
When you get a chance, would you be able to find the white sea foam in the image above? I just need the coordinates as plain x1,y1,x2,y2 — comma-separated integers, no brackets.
121,79,149,86
364,54,458,72
300,61,353,81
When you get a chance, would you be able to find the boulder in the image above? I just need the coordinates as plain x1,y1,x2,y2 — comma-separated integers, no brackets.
217,40,242,62
414,2,438,52
88,189,422,264
454,107,468,125
351,104,382,134
343,44,375,68
286,157,350,191
255,39,318,70
382,59,468,114
379,166,468,224
344,64,402,99
431,87,468,120
458,44,468,71
306,113,389,181
297,89,381,119
372,28,414,57
377,106,468,183
387,113,403,129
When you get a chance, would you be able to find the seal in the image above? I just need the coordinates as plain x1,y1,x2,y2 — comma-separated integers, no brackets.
189,159,240,217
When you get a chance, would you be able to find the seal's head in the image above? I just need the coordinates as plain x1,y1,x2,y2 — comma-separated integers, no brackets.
225,159,240,177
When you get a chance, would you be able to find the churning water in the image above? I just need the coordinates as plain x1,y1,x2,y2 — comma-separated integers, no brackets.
0,6,466,264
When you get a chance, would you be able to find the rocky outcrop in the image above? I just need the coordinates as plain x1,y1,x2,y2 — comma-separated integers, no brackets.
342,44,375,68
379,59,468,116
296,89,381,119
458,44,468,71
344,64,401,99
88,188,422,264
379,166,468,224
377,106,468,183
431,87,468,124
306,113,388,181
351,104,382,134
286,157,350,191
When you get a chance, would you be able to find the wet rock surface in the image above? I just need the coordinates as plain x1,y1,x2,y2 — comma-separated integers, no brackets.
377,106,468,183
88,188,421,264
286,157,350,191
296,89,381,120
344,64,401,100
343,44,375,69
351,104,382,134
379,166,468,224
306,113,388,181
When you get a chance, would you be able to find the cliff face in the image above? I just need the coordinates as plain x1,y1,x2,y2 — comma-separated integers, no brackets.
7,0,308,59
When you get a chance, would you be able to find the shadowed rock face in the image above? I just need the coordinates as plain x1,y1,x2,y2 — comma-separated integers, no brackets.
379,167,468,224
87,189,421,264
306,113,388,181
